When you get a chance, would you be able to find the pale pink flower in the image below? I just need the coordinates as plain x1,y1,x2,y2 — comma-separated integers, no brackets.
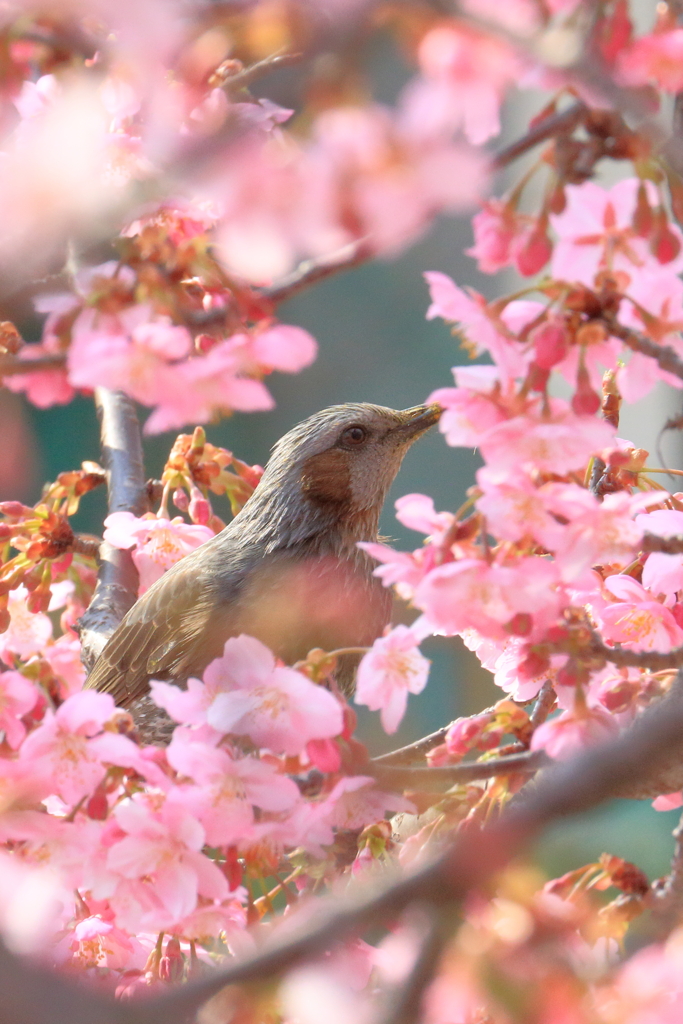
467,199,524,273
415,557,561,642
142,341,274,434
394,494,454,539
42,634,86,696
405,24,520,145
653,792,683,812
427,384,507,448
322,776,410,830
424,272,529,379
478,403,616,475
0,671,38,748
60,915,137,971
598,575,683,652
103,512,214,593
232,324,318,374
475,470,565,550
531,706,619,760
203,635,344,754
3,341,75,408
107,793,227,930
0,586,52,664
618,29,683,92
150,676,217,727
545,487,650,581
358,542,428,601
19,690,141,805
166,731,299,845
355,626,431,733
638,509,683,596
550,179,683,286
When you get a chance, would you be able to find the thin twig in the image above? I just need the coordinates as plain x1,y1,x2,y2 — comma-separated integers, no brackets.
0,353,66,377
492,101,586,170
529,680,557,730
220,51,303,94
260,241,372,305
611,324,683,381
379,907,449,1024
371,750,548,791
588,631,683,671
652,808,683,938
643,533,683,554
77,389,148,671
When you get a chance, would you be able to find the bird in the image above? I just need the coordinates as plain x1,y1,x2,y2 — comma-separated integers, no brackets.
86,402,440,741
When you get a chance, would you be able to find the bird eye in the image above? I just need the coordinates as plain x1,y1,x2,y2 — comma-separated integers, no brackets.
339,425,369,448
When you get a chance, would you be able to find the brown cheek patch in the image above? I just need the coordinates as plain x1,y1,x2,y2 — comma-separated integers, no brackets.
300,449,352,506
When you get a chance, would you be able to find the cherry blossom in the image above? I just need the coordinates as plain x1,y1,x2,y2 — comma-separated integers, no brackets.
531,705,619,760
0,671,38,749
597,575,683,653
103,513,214,593
0,586,52,664
172,635,345,755
355,626,431,733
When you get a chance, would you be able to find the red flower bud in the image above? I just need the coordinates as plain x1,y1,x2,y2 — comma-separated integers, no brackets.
515,224,552,277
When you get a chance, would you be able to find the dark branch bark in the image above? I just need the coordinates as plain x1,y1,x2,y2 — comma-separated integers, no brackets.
491,101,586,170
78,389,148,671
260,241,372,306
589,631,683,670
0,353,66,376
643,533,683,554
611,324,683,381
371,750,548,791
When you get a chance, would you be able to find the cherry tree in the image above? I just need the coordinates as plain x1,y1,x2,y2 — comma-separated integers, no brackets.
5,2,683,1024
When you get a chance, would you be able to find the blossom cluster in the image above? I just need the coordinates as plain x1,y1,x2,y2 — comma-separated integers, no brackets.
3,1,683,1023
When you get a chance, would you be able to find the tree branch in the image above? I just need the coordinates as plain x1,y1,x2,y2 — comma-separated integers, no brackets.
643,533,683,554
588,631,683,671
371,750,548,791
611,324,683,381
0,353,66,377
260,241,372,306
491,101,586,170
220,51,303,94
651,809,683,936
77,389,148,671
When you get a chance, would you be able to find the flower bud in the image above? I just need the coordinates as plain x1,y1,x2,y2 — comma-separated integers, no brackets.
530,319,569,368
159,937,184,984
515,223,552,276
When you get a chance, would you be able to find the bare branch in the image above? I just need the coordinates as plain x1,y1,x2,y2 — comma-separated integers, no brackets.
651,809,683,936
0,353,66,377
378,908,449,1024
611,324,683,381
371,750,548,791
372,723,457,767
491,101,586,170
588,630,683,671
260,241,372,306
77,389,148,671
219,51,303,95
529,680,557,730
643,533,683,554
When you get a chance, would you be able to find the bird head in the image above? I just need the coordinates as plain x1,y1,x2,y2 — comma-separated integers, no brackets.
235,403,441,550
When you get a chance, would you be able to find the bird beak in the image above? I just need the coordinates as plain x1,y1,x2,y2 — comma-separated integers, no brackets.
392,403,442,441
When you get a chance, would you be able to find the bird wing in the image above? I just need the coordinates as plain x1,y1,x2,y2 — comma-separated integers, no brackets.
85,550,228,708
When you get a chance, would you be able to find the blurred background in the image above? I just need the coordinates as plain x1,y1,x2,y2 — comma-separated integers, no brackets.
4,26,683,891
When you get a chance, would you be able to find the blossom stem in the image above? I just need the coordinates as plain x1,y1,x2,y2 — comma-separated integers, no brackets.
491,101,586,170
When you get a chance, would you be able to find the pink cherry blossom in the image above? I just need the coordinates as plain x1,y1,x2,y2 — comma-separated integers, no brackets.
202,635,344,755
618,29,683,92
242,325,318,373
414,557,562,642
394,494,454,539
531,706,619,760
42,634,87,697
475,470,566,550
355,626,431,733
358,542,428,601
322,777,411,831
0,671,38,748
0,586,52,664
19,690,140,805
107,793,227,931
404,24,521,145
166,731,299,845
550,179,683,286
478,403,616,475
103,513,214,593
652,792,683,812
597,575,683,652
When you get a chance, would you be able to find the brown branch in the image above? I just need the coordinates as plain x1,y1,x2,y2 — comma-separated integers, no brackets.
260,240,372,306
529,680,557,730
0,353,66,377
643,533,683,554
588,631,683,671
220,51,303,94
652,809,683,936
77,389,148,671
71,535,102,559
372,723,456,767
491,101,586,170
379,908,449,1024
611,324,683,381
371,750,548,791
